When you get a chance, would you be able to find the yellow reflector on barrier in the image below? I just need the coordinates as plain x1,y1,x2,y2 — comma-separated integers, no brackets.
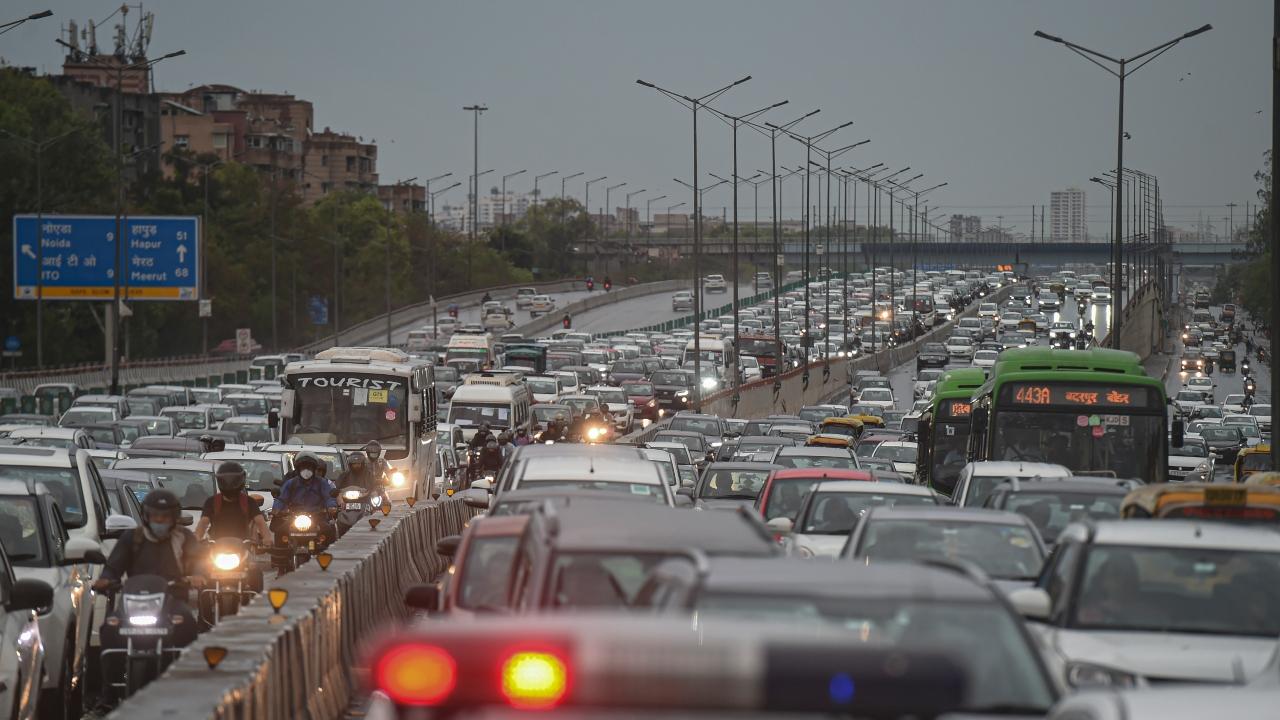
204,646,228,669
268,588,289,613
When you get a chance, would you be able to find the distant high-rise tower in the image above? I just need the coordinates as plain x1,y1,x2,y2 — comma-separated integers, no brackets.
1050,187,1087,242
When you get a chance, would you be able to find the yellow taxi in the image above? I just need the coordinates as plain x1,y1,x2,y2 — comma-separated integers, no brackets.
1121,482,1280,525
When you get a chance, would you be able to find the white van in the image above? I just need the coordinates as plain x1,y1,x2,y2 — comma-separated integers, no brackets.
446,373,532,441
681,336,732,379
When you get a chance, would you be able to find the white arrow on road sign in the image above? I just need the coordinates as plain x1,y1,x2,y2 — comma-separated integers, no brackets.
20,245,36,260
176,244,188,263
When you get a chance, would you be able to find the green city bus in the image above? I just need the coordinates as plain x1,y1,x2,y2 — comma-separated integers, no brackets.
916,367,986,495
966,348,1169,484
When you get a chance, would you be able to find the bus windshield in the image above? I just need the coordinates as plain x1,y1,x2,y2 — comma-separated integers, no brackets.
992,410,1162,480
292,373,409,448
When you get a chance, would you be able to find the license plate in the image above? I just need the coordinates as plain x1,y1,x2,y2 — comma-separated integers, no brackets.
345,502,364,510
119,627,169,636
1168,469,1189,476
1206,486,1246,506
290,531,317,539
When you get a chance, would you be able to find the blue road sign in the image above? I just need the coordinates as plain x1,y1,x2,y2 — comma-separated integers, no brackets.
3,337,19,353
12,214,200,301
308,296,329,325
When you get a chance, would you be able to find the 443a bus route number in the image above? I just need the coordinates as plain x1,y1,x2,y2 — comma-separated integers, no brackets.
1014,385,1052,405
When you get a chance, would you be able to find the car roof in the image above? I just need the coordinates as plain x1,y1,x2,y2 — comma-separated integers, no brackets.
694,557,993,602
775,446,853,457
547,500,776,555
0,446,75,467
202,451,284,462
114,458,217,471
8,427,80,438
993,479,1133,495
705,462,782,471
771,468,872,481
1088,519,1280,551
519,456,662,485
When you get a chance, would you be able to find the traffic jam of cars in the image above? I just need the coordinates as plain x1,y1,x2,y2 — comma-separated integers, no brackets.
1,268,1277,719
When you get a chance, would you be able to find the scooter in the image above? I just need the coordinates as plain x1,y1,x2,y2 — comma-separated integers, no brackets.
199,539,259,627
100,576,197,701
335,484,385,536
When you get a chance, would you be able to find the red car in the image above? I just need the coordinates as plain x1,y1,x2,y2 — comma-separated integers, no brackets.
622,380,662,421
754,468,874,533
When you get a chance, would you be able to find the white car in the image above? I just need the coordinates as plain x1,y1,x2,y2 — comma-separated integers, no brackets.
1173,390,1209,416
703,274,728,293
1011,521,1280,687
671,291,694,311
972,349,999,372
1000,311,1024,331
434,316,461,336
914,369,944,399
524,375,562,404
528,295,556,317
1223,413,1262,432
870,440,919,476
782,480,941,558
1185,376,1216,400
1166,438,1214,482
952,461,1072,508
514,287,538,309
1249,404,1272,434
738,356,763,382
944,335,975,361
977,303,999,319
1093,289,1112,303
0,540,48,720
856,388,896,414
0,479,98,715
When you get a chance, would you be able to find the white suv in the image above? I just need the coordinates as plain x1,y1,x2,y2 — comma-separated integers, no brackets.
703,274,728,293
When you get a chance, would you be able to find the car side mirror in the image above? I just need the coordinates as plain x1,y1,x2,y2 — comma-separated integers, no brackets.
62,537,106,565
404,583,440,613
1172,419,1185,448
102,513,137,540
676,487,693,498
436,534,461,558
7,578,53,612
471,478,493,491
1008,587,1051,621
766,517,793,534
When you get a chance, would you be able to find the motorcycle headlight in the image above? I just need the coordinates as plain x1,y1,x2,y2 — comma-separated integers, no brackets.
342,489,363,501
293,514,313,531
1066,661,1139,689
390,471,407,488
213,552,242,572
587,427,604,440
371,494,383,507
123,593,165,626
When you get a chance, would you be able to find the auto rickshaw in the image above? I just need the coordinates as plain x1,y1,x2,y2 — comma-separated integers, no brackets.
1017,318,1038,335
1220,348,1237,374
806,434,853,450
1235,446,1273,483
1121,482,1280,525
819,416,865,439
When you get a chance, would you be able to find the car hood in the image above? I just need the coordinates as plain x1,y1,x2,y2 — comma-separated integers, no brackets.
604,402,630,414
1168,454,1209,467
609,371,646,382
791,533,847,559
653,385,690,394
1054,629,1276,683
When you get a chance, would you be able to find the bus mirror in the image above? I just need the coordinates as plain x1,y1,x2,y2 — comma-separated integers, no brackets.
408,393,425,424
972,407,988,434
1171,419,1185,448
279,389,296,421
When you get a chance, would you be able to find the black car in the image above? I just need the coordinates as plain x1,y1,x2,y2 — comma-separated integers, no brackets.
650,369,696,412
607,359,649,385
916,343,949,370
1198,425,1246,463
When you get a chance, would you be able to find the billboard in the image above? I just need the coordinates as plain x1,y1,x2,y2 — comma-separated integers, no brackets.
13,214,200,301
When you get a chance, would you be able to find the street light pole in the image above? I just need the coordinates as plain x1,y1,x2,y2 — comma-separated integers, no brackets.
386,177,417,346
645,194,667,244
637,74,752,410
1034,23,1211,348
429,181,461,333
500,169,527,247
533,170,558,208
626,188,647,251
0,9,52,35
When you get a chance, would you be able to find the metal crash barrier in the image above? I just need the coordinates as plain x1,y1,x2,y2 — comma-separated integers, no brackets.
109,497,480,720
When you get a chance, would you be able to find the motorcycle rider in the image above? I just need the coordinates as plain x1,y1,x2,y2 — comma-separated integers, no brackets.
469,422,495,450
271,452,338,541
477,436,504,477
497,431,516,460
514,427,533,447
93,489,201,699
340,451,380,491
539,414,567,442
364,440,388,478
196,462,271,547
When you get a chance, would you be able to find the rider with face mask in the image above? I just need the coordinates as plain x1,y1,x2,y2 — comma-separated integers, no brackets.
93,489,201,594
272,452,338,534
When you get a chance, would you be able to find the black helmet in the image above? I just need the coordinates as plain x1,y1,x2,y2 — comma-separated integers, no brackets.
364,440,383,459
348,451,367,468
215,461,246,494
294,451,321,472
141,489,181,516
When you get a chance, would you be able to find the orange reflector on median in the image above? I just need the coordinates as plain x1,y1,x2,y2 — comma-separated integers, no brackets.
375,643,457,706
501,651,568,709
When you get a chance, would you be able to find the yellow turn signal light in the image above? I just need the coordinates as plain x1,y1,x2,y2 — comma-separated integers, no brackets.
268,588,289,613
316,552,333,571
203,646,228,670
501,651,569,709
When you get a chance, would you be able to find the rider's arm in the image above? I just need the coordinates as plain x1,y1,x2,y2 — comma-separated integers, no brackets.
94,530,135,587
252,513,272,546
323,481,339,510
194,515,211,541
272,479,293,514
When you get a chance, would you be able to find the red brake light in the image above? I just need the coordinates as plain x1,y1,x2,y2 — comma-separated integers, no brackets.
501,650,569,709
375,643,457,706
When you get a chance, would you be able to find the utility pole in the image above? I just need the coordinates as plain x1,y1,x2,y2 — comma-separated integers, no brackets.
1271,0,1278,469
463,104,487,285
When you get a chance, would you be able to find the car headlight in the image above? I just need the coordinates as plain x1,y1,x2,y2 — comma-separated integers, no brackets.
390,471,407,487
701,377,719,390
343,489,363,501
1066,661,1139,689
293,514,313,531
213,552,242,572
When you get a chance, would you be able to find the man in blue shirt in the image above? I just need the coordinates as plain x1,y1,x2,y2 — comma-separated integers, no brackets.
271,452,338,543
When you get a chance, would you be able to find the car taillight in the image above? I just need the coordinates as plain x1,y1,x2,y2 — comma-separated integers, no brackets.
501,650,569,709
374,643,457,706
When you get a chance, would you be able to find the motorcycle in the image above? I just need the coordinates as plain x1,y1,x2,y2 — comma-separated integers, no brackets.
274,511,328,572
335,484,385,536
100,575,197,701
199,539,259,627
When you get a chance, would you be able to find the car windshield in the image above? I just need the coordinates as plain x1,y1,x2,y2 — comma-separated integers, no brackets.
165,410,208,429
1250,405,1272,416
774,452,856,470
1070,545,1280,637
761,477,823,521
457,535,519,611
141,468,217,509
594,389,628,405
699,469,769,500
859,519,1043,580
0,496,49,566
227,396,269,415
612,360,646,374
135,418,174,436
61,409,110,425
563,397,598,415
526,378,559,395
0,465,85,528
219,459,284,490
1175,441,1209,458
549,551,671,609
992,411,1163,481
623,382,655,396
801,492,936,534
1002,491,1123,541
694,595,1054,713
872,444,918,463
653,434,703,452
225,421,274,442
532,407,569,424
861,389,893,402
449,404,511,429
1201,427,1241,442
292,374,408,446
668,417,720,436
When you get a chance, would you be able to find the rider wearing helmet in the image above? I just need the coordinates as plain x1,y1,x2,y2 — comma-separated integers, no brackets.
468,423,495,450
272,452,338,531
93,489,201,593
341,451,380,490
497,431,515,460
478,436,504,475
196,461,271,546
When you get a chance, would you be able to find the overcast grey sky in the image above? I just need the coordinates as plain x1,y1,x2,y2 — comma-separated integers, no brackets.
3,0,1270,236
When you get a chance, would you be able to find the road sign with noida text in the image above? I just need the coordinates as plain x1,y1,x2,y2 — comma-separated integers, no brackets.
12,214,199,301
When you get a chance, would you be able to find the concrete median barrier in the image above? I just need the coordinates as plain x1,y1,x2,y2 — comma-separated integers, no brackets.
109,497,479,720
